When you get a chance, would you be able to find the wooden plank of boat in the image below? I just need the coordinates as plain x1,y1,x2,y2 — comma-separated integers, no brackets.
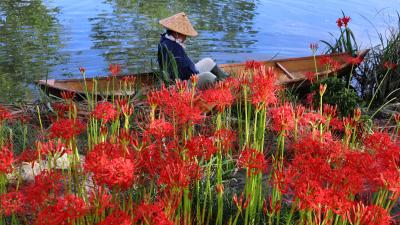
35,49,369,99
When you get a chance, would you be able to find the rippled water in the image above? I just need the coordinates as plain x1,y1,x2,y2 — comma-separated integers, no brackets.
0,0,399,102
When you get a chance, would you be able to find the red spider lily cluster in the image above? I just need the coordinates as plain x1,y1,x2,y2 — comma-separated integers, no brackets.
50,118,86,140
92,101,118,123
318,56,341,70
344,55,363,65
237,148,267,176
0,59,399,225
337,16,351,28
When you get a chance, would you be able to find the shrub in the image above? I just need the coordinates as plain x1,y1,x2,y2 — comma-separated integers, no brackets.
311,77,360,116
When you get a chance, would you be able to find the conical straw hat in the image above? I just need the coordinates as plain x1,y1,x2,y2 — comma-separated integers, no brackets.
159,12,198,37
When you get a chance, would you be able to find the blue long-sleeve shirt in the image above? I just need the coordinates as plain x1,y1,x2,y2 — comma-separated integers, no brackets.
158,33,199,81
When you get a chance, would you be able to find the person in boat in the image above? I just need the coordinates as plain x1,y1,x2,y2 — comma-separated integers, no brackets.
158,12,229,88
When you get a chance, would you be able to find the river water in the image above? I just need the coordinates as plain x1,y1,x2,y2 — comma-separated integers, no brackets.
0,0,399,102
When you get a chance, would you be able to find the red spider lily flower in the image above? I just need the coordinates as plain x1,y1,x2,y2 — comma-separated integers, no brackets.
319,83,327,96
89,187,113,215
51,102,71,118
243,195,251,209
107,157,136,188
346,203,391,225
213,128,236,153
16,148,38,167
138,144,163,177
186,135,217,160
97,210,133,225
109,64,121,76
363,132,395,153
305,92,315,106
342,116,357,129
292,134,343,159
237,148,267,176
175,79,190,92
269,103,295,133
323,104,337,118
147,87,166,108
158,159,201,188
233,193,244,209
117,129,135,147
282,155,354,215
223,76,242,94
79,67,85,74
294,105,305,120
115,98,134,116
309,43,318,53
24,171,63,209
249,66,278,108
201,84,234,112
171,98,204,125
147,119,175,139
0,191,25,216
245,60,263,71
330,60,342,72
154,84,204,125
363,133,400,191
0,106,12,122
0,144,13,174
353,107,361,122
329,117,344,131
84,142,137,189
383,61,398,70
60,91,75,101
92,101,118,123
344,55,363,65
304,71,316,83
35,194,88,225
134,201,173,225
318,56,334,67
336,18,343,28
50,118,86,140
36,139,71,158
341,16,351,27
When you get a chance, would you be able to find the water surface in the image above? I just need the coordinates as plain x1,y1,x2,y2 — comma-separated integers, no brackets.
0,0,399,102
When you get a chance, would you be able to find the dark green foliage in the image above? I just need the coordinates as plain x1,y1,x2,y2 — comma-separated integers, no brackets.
311,77,360,116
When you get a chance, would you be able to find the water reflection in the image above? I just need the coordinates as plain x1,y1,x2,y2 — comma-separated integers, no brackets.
0,0,64,102
0,0,398,103
90,0,258,73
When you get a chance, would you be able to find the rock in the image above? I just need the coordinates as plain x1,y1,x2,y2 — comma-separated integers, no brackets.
7,153,85,183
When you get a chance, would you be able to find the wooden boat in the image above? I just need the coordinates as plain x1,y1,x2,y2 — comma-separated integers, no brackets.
36,49,369,99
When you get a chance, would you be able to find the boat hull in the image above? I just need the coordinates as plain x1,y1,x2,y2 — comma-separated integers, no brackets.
36,49,370,100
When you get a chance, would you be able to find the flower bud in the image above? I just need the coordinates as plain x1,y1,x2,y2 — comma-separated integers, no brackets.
216,184,224,195
319,83,327,96
353,108,361,122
